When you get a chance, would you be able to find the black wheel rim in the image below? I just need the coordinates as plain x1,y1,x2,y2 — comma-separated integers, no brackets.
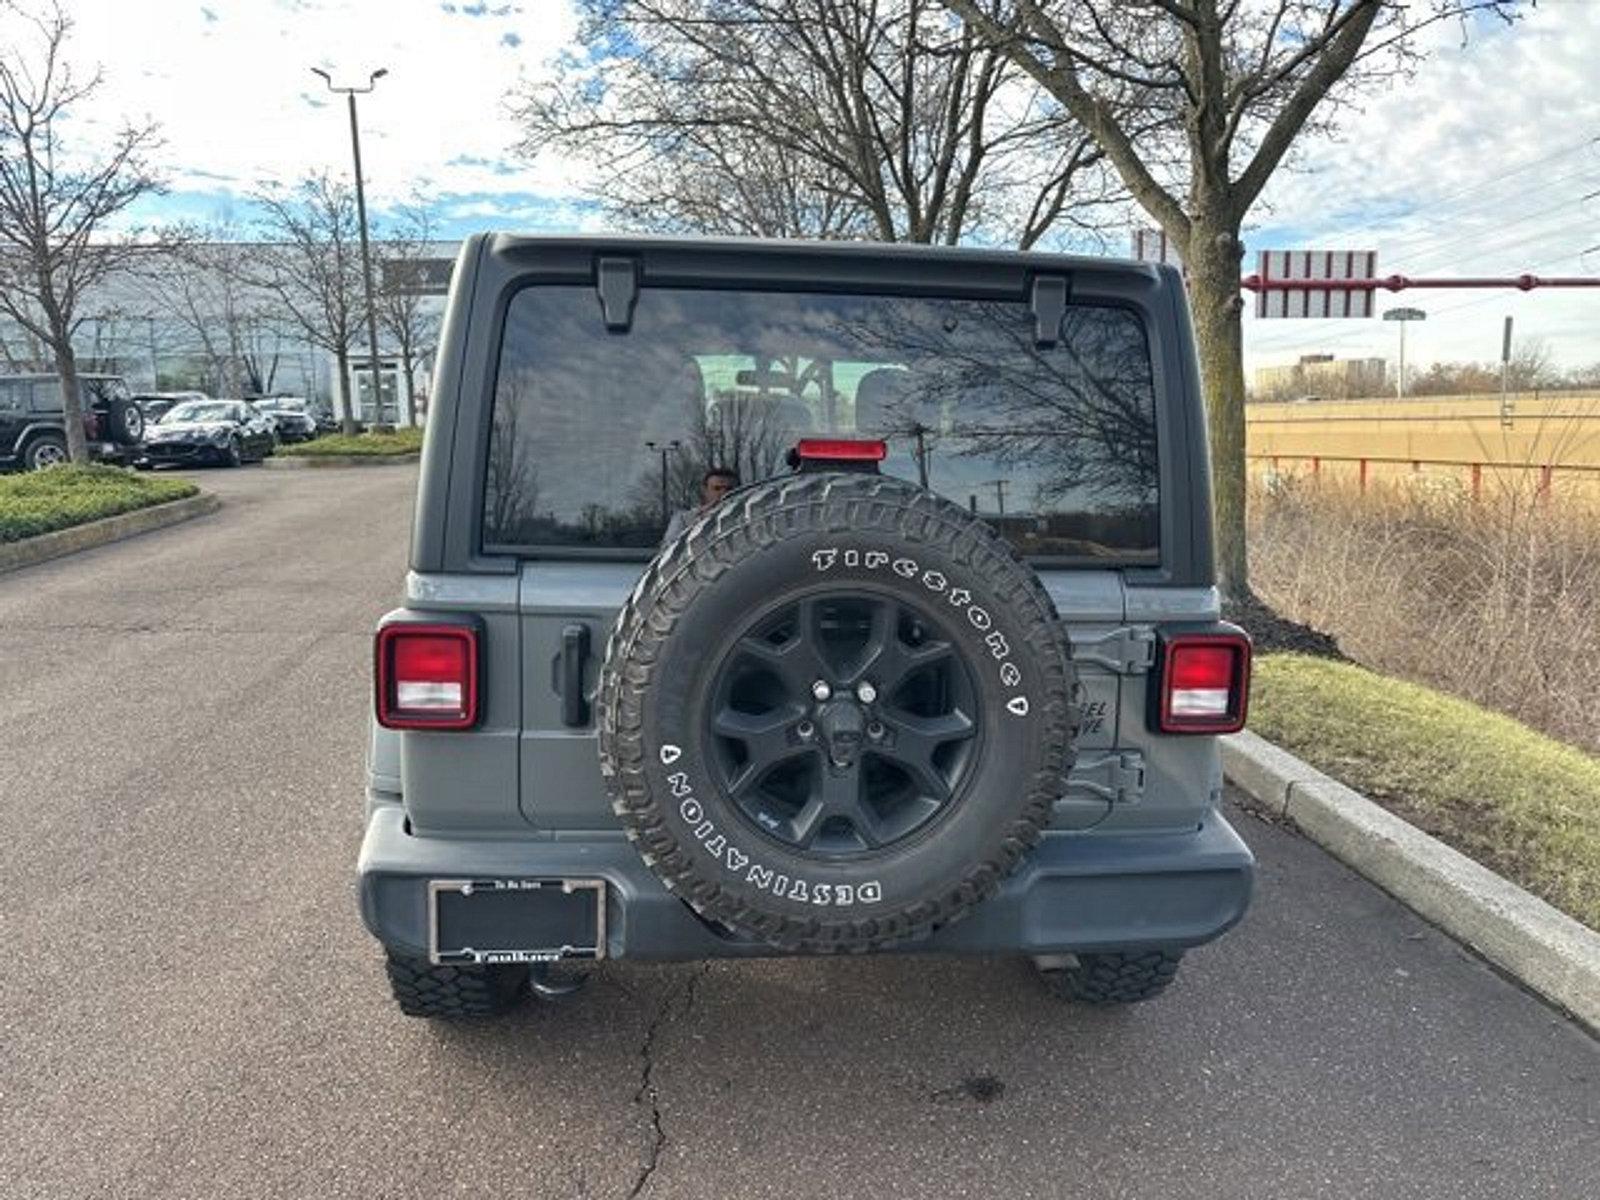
705,589,981,859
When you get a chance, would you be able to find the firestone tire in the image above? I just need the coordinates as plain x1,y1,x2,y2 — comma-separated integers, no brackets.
383,950,528,1020
598,472,1079,953
1037,950,1184,1004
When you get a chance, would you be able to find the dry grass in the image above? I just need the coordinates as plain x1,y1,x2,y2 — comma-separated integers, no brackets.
1249,472,1600,755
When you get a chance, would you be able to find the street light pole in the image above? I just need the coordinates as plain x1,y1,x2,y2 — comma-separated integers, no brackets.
646,439,682,525
312,66,388,430
1382,307,1427,400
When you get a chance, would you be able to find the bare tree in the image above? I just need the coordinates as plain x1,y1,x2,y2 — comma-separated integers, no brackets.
376,201,441,426
1408,338,1560,396
141,223,287,398
0,0,161,462
249,174,366,434
944,0,1525,597
1506,336,1556,392
514,0,1119,248
0,322,45,370
1563,362,1600,391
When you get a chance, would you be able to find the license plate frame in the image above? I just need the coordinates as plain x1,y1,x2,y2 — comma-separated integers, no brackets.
428,878,607,966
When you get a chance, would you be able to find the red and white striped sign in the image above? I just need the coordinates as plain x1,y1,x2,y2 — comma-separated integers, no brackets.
1255,250,1378,318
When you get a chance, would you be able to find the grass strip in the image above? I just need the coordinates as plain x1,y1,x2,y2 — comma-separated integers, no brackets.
0,465,198,544
1250,653,1600,930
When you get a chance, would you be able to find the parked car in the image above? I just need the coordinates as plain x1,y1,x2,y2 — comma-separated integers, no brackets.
358,234,1255,1020
0,373,145,470
134,392,210,425
137,399,276,468
249,397,318,443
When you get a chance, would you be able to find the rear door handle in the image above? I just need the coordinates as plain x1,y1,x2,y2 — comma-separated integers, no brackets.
560,623,591,727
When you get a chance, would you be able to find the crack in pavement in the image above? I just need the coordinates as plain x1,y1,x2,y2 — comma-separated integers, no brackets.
627,964,711,1198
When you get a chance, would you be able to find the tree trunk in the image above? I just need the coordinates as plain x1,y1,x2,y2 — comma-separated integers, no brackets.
335,348,357,436
1184,222,1251,601
401,350,417,427
54,340,90,465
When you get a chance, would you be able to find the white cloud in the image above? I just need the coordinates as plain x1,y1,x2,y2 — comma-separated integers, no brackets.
17,0,1596,371
54,0,586,210
1243,0,1600,372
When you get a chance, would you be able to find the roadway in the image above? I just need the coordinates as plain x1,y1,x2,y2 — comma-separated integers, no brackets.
1,465,1595,1199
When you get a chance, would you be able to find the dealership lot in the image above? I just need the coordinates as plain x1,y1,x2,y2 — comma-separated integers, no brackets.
0,467,1595,1200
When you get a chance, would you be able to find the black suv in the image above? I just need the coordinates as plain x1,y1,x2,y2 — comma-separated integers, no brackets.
0,373,145,469
360,235,1255,1019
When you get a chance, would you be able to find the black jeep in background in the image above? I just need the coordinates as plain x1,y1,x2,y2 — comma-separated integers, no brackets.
0,373,146,469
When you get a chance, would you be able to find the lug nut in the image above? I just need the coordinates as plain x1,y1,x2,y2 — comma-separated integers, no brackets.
867,721,885,740
856,681,878,704
796,720,816,739
811,680,832,701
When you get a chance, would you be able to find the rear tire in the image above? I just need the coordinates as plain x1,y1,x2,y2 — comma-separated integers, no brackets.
1036,949,1183,1005
383,950,528,1020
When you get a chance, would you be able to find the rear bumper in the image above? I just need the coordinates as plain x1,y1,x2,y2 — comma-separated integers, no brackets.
358,803,1255,960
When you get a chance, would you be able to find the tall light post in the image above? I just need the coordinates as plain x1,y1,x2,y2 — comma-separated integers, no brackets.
646,439,682,524
312,65,387,428
1382,307,1426,400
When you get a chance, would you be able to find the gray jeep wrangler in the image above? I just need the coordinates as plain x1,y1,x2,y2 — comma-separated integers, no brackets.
360,234,1254,1019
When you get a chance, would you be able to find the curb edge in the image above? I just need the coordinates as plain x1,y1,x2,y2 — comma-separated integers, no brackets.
0,492,221,576
1223,729,1600,1036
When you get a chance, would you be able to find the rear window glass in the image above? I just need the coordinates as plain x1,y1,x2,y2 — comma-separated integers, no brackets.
483,287,1159,561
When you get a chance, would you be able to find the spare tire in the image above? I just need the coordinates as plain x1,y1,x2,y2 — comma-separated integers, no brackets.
598,472,1079,952
102,397,144,446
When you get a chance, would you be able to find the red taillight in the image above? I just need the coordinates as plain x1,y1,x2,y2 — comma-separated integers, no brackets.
794,437,887,462
1158,633,1250,734
375,624,480,730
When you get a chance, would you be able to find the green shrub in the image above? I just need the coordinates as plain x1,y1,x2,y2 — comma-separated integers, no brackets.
280,428,424,457
0,465,197,544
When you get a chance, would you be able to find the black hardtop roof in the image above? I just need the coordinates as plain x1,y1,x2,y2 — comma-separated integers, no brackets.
480,231,1173,292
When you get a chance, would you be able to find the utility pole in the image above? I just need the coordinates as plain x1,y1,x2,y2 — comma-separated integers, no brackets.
911,423,930,489
646,439,681,524
981,478,1009,516
1499,315,1515,428
144,315,159,388
312,65,387,429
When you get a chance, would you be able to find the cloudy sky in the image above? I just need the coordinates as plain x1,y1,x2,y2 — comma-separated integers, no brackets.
28,0,1600,373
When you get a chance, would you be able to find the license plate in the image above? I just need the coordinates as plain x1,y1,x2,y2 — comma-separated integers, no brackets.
428,878,606,966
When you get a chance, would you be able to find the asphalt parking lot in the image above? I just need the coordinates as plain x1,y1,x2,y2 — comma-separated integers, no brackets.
1,466,1596,1200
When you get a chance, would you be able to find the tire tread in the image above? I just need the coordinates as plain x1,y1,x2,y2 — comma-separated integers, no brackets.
383,950,527,1020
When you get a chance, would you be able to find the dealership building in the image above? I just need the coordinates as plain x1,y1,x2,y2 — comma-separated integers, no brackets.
0,241,460,427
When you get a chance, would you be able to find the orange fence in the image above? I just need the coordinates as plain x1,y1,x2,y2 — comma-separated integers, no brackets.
1245,391,1600,502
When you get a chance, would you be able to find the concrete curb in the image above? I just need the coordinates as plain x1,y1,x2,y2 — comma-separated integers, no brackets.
263,454,420,469
1223,729,1600,1035
0,492,221,576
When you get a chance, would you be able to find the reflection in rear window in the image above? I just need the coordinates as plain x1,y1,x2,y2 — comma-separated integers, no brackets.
483,287,1159,561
